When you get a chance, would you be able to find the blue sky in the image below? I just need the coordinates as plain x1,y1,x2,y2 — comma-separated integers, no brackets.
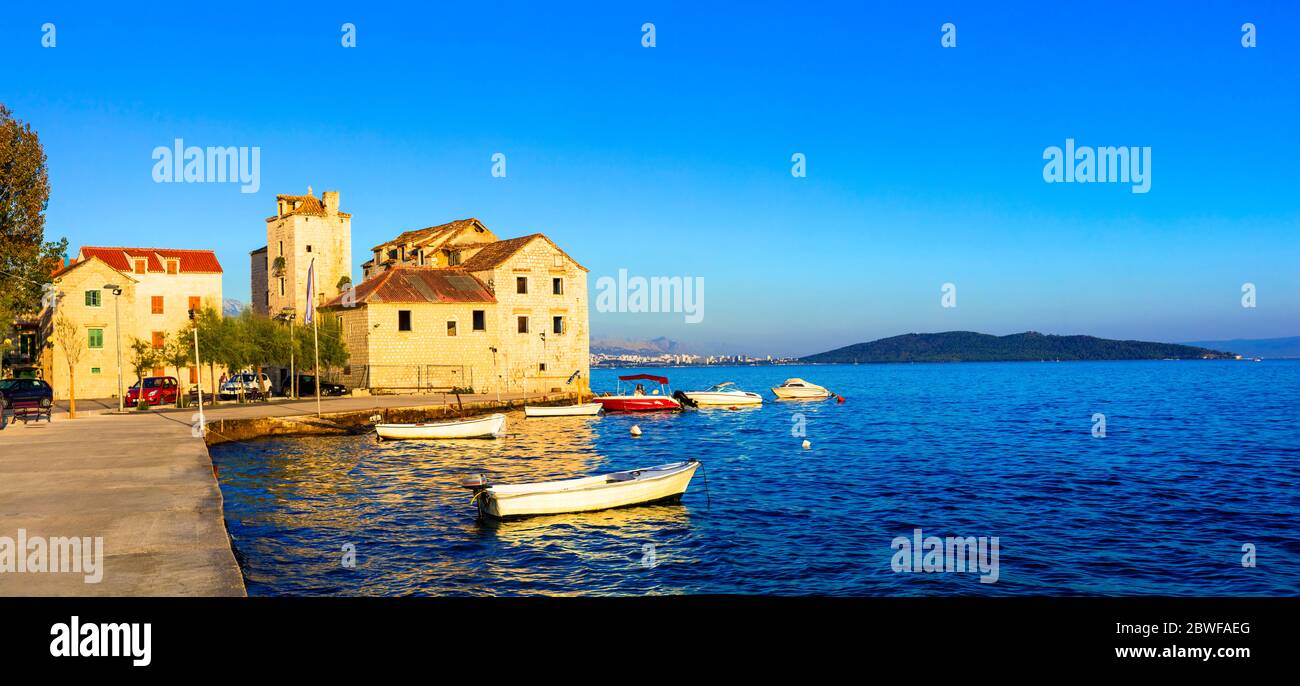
3,1,1297,356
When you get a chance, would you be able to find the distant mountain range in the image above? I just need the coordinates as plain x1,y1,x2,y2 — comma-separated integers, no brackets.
1178,336,1300,359
801,331,1235,363
591,337,686,356
223,298,245,316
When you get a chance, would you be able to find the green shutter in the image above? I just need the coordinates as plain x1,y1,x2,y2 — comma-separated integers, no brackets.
88,328,104,349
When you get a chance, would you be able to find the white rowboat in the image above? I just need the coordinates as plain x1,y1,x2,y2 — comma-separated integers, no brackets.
462,460,700,519
524,403,604,417
376,413,506,440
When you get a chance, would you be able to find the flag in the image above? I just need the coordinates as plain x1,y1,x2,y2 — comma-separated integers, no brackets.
304,259,315,325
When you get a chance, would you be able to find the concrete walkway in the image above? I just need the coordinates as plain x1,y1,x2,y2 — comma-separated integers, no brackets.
1,390,568,596
0,410,245,596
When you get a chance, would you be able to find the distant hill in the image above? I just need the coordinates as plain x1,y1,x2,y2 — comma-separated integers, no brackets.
1179,336,1300,359
222,298,245,316
801,331,1235,363
591,336,685,356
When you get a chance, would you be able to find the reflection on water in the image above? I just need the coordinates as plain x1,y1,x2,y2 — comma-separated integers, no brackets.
211,363,1300,596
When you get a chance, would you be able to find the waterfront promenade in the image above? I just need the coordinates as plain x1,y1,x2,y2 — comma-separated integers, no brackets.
0,391,568,596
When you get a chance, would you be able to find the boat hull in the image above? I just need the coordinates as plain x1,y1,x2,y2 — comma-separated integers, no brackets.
592,396,681,412
376,413,506,440
524,403,604,417
678,391,763,407
771,387,831,400
479,461,699,518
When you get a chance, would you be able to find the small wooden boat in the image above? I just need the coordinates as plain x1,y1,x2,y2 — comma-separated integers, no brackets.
460,460,700,519
524,403,604,417
675,381,763,407
592,374,682,412
771,378,832,400
375,413,506,440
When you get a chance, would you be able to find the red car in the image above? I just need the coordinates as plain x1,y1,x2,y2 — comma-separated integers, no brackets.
126,376,180,406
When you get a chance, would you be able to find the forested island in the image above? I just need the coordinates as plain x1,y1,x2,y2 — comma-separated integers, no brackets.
801,331,1235,363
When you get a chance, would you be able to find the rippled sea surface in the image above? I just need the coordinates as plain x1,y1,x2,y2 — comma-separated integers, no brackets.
210,361,1300,596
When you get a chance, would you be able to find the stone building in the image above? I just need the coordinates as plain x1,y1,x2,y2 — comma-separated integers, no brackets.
323,228,590,395
39,247,223,400
249,187,352,319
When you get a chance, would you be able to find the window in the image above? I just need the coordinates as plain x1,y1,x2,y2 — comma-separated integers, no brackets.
151,366,165,377
151,331,165,349
279,279,285,296
539,363,547,372
448,251,461,266
189,366,198,383
152,296,164,314
398,310,412,331
134,259,147,274
517,316,529,334
446,320,457,337
553,255,563,267
472,310,486,331
552,278,563,295
188,296,201,313
553,316,565,335
306,245,313,253
278,241,283,256
166,260,178,275
91,367,101,375
85,290,101,307
88,328,104,349
516,277,527,294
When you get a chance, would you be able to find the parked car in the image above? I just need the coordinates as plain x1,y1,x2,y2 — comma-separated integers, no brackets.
0,377,54,408
0,374,54,423
219,372,272,399
126,376,180,406
291,375,348,397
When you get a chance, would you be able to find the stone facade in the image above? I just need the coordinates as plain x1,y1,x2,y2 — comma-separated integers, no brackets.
40,248,223,400
325,232,589,395
251,188,352,320
248,246,268,315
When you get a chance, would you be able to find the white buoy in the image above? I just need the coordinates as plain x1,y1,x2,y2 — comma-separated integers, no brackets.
630,425,642,436
802,439,811,449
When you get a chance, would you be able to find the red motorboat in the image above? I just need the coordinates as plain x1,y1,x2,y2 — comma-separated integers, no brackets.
593,374,683,412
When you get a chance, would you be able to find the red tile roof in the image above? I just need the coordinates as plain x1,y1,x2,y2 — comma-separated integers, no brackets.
321,267,496,308
77,247,224,274
460,233,587,272
370,218,489,252
265,193,351,221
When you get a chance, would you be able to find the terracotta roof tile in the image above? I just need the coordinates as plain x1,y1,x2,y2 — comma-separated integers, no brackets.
371,218,488,251
78,247,224,274
460,234,587,272
321,268,496,308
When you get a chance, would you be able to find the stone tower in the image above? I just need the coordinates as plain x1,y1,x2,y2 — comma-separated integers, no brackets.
258,187,353,319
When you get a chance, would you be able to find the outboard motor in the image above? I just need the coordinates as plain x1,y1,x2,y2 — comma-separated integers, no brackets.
459,474,492,518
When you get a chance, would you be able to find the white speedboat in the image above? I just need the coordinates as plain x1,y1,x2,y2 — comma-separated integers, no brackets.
375,413,506,440
675,382,764,407
524,403,604,417
771,378,831,400
460,460,699,519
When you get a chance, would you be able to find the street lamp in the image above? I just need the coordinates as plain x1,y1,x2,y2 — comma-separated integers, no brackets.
103,284,123,413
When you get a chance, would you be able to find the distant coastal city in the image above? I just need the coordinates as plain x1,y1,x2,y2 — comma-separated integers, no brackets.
590,351,801,367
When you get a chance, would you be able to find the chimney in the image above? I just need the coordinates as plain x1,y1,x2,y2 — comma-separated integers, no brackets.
277,198,287,217
323,191,340,215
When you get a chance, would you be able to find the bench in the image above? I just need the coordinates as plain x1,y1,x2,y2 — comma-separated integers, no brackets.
7,399,52,424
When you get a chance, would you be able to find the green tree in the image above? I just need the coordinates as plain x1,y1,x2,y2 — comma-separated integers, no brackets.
163,331,193,407
0,104,67,377
126,337,160,407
